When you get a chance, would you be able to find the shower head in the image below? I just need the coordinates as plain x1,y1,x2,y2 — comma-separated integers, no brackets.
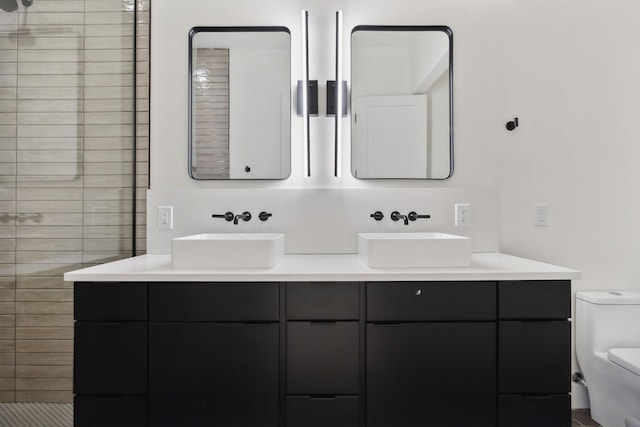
0,0,33,12
0,0,18,12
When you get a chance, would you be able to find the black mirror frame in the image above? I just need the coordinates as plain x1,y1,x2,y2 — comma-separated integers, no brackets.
350,25,454,180
188,26,292,180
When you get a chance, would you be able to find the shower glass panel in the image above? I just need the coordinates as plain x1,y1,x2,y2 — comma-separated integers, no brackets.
0,0,148,403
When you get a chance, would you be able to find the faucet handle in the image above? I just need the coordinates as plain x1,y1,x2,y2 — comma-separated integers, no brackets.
258,211,272,221
390,211,403,221
408,211,431,221
370,211,384,221
212,212,234,222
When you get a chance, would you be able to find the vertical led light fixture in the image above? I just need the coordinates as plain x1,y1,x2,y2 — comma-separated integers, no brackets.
301,10,311,177
334,10,343,177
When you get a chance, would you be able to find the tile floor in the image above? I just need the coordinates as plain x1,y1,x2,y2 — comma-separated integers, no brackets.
0,403,72,427
572,409,603,427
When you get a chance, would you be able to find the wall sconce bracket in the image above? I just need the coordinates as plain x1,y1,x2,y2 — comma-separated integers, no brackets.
296,80,318,116
326,80,347,116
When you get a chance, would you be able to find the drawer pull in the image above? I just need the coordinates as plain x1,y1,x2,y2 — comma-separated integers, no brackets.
309,395,337,401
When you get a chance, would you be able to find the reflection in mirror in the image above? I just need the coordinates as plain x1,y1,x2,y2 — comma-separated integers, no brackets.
351,26,453,179
189,27,291,180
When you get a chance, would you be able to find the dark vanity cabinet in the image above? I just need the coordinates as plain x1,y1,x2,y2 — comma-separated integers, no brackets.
285,283,361,427
148,282,280,427
73,279,571,427
74,282,148,427
366,282,497,427
497,281,571,427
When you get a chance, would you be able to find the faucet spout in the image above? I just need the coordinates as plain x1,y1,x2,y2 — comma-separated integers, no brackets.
391,211,409,225
233,211,252,225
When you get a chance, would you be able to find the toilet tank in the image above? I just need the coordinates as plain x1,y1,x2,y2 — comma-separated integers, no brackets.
576,291,640,354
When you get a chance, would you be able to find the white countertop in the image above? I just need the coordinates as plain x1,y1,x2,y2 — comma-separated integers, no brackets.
64,253,581,282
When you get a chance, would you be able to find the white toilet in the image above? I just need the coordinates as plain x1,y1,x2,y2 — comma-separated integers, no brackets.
576,291,640,427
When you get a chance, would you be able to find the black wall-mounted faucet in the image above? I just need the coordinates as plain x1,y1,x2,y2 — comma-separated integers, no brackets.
233,211,252,225
213,211,266,224
391,211,409,225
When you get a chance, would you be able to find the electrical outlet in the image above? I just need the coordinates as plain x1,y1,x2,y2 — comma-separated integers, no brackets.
158,206,173,230
455,203,471,227
535,204,549,227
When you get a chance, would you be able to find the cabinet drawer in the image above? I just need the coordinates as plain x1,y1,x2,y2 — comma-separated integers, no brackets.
149,323,279,394
74,322,147,395
74,396,146,427
499,321,570,393
499,281,570,319
367,282,496,321
287,322,359,394
286,396,359,427
499,394,570,427
149,393,278,427
287,282,359,320
149,282,278,321
74,282,147,321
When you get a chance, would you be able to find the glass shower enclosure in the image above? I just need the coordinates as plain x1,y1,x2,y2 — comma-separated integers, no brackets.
0,0,148,403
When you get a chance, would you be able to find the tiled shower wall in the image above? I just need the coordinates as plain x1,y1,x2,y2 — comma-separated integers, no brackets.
192,48,229,179
0,0,149,402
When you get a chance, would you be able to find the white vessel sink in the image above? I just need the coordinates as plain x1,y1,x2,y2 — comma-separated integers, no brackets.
358,232,471,268
171,233,285,269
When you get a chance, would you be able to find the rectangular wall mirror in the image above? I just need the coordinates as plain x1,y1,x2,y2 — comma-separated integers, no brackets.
351,26,453,179
189,27,291,180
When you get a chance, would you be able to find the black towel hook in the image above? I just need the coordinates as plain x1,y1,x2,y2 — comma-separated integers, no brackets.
506,117,519,131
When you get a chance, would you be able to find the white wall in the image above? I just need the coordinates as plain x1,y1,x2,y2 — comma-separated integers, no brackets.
229,48,290,178
488,0,640,407
351,46,411,97
429,72,449,178
151,0,640,408
151,0,499,188
148,187,499,255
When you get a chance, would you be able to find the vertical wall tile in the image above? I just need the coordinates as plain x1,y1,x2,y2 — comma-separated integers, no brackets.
0,0,150,403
